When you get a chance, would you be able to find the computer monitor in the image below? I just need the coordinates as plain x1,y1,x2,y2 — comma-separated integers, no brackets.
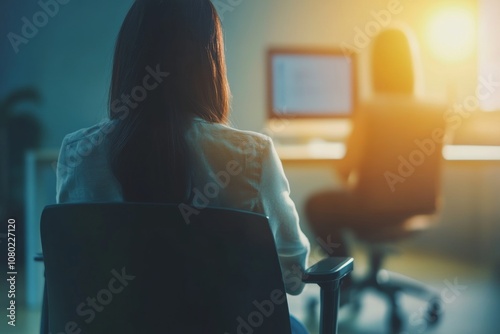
267,48,356,118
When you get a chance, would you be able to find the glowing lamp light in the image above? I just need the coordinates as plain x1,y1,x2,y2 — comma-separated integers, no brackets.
427,8,476,62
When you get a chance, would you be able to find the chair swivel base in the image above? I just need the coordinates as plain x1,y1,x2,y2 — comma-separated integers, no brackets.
347,251,441,333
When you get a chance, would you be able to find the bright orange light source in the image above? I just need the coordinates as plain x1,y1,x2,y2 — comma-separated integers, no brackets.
427,8,476,62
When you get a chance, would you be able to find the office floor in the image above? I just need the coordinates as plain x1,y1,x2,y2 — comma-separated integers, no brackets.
288,246,500,334
1,248,498,334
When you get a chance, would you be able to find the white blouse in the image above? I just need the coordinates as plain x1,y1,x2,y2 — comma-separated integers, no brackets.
56,117,310,295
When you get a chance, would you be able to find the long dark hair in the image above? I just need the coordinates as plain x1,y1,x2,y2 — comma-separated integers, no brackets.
108,0,230,203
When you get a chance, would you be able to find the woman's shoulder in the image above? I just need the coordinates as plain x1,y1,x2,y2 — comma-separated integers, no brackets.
58,119,119,167
190,118,272,152
62,119,117,145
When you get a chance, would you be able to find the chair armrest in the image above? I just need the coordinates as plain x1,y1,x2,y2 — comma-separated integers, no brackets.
302,257,353,334
303,257,354,284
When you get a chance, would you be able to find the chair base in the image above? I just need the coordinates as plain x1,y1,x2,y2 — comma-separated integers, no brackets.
347,248,441,333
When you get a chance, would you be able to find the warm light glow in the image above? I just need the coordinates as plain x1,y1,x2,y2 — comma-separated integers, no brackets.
427,8,476,62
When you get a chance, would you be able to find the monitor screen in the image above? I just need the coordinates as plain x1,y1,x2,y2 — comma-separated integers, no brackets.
268,49,356,118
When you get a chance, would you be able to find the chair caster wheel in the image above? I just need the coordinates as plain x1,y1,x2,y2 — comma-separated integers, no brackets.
427,300,441,325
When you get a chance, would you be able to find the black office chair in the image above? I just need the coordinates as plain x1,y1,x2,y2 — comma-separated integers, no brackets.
307,28,447,333
39,203,353,334
307,99,446,332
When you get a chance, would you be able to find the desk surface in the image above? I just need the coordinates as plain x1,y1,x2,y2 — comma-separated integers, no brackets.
273,142,500,162
264,119,500,162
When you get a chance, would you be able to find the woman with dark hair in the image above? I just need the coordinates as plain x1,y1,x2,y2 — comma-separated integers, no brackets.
56,0,309,331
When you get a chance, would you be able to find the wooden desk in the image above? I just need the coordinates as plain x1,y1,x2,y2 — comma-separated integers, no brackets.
274,142,500,162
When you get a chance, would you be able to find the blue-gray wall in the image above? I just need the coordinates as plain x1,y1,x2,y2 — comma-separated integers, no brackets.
1,0,133,148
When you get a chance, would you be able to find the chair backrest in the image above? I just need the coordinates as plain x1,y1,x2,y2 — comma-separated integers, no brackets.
40,203,291,334
353,97,446,215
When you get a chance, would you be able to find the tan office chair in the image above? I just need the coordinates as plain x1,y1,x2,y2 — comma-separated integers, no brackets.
306,28,447,333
